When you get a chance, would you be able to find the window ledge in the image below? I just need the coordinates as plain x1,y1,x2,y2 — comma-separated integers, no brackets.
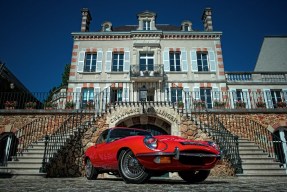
165,71,188,74
106,71,128,74
194,71,216,74
79,72,101,74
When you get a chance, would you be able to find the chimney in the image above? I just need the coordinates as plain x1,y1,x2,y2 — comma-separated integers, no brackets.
81,8,92,32
202,8,213,31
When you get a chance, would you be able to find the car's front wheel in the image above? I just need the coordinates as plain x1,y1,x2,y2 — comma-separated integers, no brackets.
85,158,98,180
118,149,150,184
178,170,210,183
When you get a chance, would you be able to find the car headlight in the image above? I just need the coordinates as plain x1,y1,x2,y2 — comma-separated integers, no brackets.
144,136,158,150
207,141,220,151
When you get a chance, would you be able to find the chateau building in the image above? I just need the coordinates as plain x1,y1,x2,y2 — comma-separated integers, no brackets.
68,8,226,112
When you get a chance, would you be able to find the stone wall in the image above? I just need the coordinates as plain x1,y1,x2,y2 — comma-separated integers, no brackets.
1,110,286,178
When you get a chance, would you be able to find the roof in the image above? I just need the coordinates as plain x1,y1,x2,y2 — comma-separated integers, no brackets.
254,36,287,71
103,24,182,32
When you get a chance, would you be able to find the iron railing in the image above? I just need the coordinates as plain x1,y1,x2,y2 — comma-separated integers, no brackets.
231,115,286,167
187,110,243,173
1,88,286,111
40,111,94,172
226,71,287,82
0,110,94,172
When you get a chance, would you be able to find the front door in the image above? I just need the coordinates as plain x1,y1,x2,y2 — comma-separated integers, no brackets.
273,128,287,168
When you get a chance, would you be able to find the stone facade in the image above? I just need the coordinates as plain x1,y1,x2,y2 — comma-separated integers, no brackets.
1,110,286,178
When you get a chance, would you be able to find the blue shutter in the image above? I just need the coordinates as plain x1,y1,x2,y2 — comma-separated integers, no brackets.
181,49,188,72
242,89,251,109
74,87,81,109
183,87,190,112
193,87,200,100
263,89,273,109
163,49,170,72
209,50,216,72
212,87,220,107
105,51,112,72
229,88,237,108
124,50,130,72
94,87,101,113
190,49,198,72
283,89,287,103
77,51,85,72
123,88,129,102
96,50,103,72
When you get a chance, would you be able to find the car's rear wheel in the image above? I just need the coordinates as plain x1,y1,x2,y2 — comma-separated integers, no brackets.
85,158,98,180
178,170,210,183
118,149,150,184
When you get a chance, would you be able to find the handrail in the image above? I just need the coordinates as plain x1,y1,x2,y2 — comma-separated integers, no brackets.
40,111,94,172
189,111,243,173
238,116,286,166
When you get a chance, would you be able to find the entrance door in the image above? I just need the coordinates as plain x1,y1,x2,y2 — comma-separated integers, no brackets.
273,128,287,168
130,124,168,136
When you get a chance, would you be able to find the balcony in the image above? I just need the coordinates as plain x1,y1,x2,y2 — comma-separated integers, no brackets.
130,64,164,82
226,72,287,84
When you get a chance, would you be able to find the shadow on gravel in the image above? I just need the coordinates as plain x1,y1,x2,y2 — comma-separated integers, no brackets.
95,178,230,185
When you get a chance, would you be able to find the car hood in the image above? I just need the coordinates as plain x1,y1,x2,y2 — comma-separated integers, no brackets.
155,135,209,146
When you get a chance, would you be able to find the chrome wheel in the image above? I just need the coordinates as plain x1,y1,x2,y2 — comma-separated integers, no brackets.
119,150,150,184
85,158,98,180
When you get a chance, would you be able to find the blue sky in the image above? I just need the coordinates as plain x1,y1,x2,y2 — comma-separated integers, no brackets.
0,0,287,92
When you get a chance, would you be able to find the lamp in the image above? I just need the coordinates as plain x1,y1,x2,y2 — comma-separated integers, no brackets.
139,85,148,113
10,83,14,90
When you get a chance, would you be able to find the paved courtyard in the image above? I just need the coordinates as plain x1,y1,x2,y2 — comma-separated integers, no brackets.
0,176,286,192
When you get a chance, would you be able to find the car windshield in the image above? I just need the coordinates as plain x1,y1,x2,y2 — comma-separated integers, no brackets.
108,128,152,142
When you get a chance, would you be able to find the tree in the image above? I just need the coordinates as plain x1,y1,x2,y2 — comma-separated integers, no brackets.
61,64,71,87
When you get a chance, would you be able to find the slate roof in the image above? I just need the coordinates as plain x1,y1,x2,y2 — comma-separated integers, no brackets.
100,24,182,32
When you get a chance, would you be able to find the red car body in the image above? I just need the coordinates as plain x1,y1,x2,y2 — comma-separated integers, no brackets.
84,127,221,184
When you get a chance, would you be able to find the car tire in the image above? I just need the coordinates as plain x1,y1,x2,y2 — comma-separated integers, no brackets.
178,170,210,183
118,149,150,184
85,158,98,180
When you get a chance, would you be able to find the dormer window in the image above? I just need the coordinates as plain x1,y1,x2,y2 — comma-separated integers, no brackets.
137,11,157,30
101,21,112,32
181,21,192,31
143,20,151,30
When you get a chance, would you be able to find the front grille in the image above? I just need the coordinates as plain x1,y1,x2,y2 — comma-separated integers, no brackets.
179,150,216,165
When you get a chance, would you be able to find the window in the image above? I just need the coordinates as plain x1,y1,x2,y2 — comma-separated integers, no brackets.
184,25,189,31
111,88,123,102
82,88,94,108
197,52,208,71
170,52,181,71
143,20,151,30
171,87,182,103
104,25,110,31
271,90,282,108
96,129,109,144
200,88,212,108
84,53,97,72
112,53,124,72
140,53,154,71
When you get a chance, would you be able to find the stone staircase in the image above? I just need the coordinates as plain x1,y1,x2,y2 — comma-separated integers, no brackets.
237,138,287,177
0,131,77,178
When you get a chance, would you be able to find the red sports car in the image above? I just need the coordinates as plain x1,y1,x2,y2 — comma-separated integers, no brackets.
84,127,221,184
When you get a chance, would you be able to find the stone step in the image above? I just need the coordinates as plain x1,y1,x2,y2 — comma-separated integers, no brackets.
237,173,287,178
242,168,286,175
7,161,42,168
240,157,277,164
238,145,263,151
239,149,265,154
239,153,270,158
241,163,282,169
11,156,44,163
